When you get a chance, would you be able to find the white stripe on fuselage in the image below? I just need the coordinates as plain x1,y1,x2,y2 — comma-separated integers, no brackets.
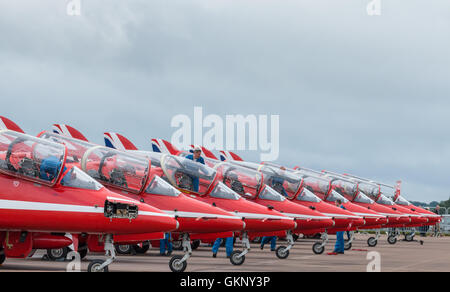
0,199,172,218
163,210,241,220
281,213,332,220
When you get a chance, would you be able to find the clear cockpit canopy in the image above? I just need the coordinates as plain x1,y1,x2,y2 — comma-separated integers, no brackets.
376,194,395,206
258,185,286,202
160,154,216,195
81,146,150,194
298,174,331,198
257,163,303,200
0,130,66,186
357,182,381,199
213,161,263,199
209,182,241,200
61,166,104,191
296,188,322,203
326,190,349,203
354,191,375,204
330,179,358,201
39,131,95,164
394,195,411,206
145,175,181,197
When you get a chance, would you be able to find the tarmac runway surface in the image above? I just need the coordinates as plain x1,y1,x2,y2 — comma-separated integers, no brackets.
1,234,449,272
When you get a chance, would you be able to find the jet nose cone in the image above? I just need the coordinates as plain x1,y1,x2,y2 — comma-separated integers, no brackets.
137,204,179,233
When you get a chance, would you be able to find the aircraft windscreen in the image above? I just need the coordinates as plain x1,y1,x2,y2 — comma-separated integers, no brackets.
376,194,394,206
260,165,302,200
145,175,181,197
394,195,411,206
354,191,374,204
326,190,349,203
0,131,66,186
82,147,150,194
209,182,240,200
161,154,216,195
61,166,103,190
215,162,262,199
258,186,286,202
296,188,322,203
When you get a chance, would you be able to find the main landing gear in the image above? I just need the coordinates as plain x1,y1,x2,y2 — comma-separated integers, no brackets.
88,234,115,272
230,232,249,265
312,232,328,255
276,231,294,259
169,233,190,272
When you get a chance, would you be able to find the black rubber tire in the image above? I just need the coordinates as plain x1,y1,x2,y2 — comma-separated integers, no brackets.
275,246,290,259
133,242,150,254
0,248,5,265
405,234,414,242
115,244,132,255
388,235,397,245
87,259,109,272
169,255,187,272
47,247,69,261
191,240,200,250
367,237,377,247
312,242,325,255
229,250,245,265
78,245,88,259
344,242,352,251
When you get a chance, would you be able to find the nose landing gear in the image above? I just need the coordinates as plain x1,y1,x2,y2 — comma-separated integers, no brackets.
88,234,115,272
312,232,328,255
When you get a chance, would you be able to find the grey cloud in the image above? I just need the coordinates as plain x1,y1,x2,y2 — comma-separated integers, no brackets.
0,0,449,202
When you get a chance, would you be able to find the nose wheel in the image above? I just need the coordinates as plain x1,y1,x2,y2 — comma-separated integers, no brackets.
387,235,397,245
230,232,249,265
312,232,328,255
169,233,191,272
230,250,246,265
276,231,294,259
88,259,109,272
88,234,115,272
275,246,289,259
169,255,188,272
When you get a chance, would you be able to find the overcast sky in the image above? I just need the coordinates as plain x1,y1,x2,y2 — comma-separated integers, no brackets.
0,0,449,202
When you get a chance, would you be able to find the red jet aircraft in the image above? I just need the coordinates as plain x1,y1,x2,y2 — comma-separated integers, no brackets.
0,129,178,272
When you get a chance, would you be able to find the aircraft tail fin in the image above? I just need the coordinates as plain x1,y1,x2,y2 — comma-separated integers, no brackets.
53,124,88,141
200,146,218,160
0,116,25,133
104,132,138,150
394,180,402,200
219,150,244,162
151,138,180,155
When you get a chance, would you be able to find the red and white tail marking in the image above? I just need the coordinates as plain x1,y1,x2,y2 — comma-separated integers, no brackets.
394,180,402,200
104,132,138,150
0,116,25,133
52,124,88,142
151,138,180,155
219,150,244,162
